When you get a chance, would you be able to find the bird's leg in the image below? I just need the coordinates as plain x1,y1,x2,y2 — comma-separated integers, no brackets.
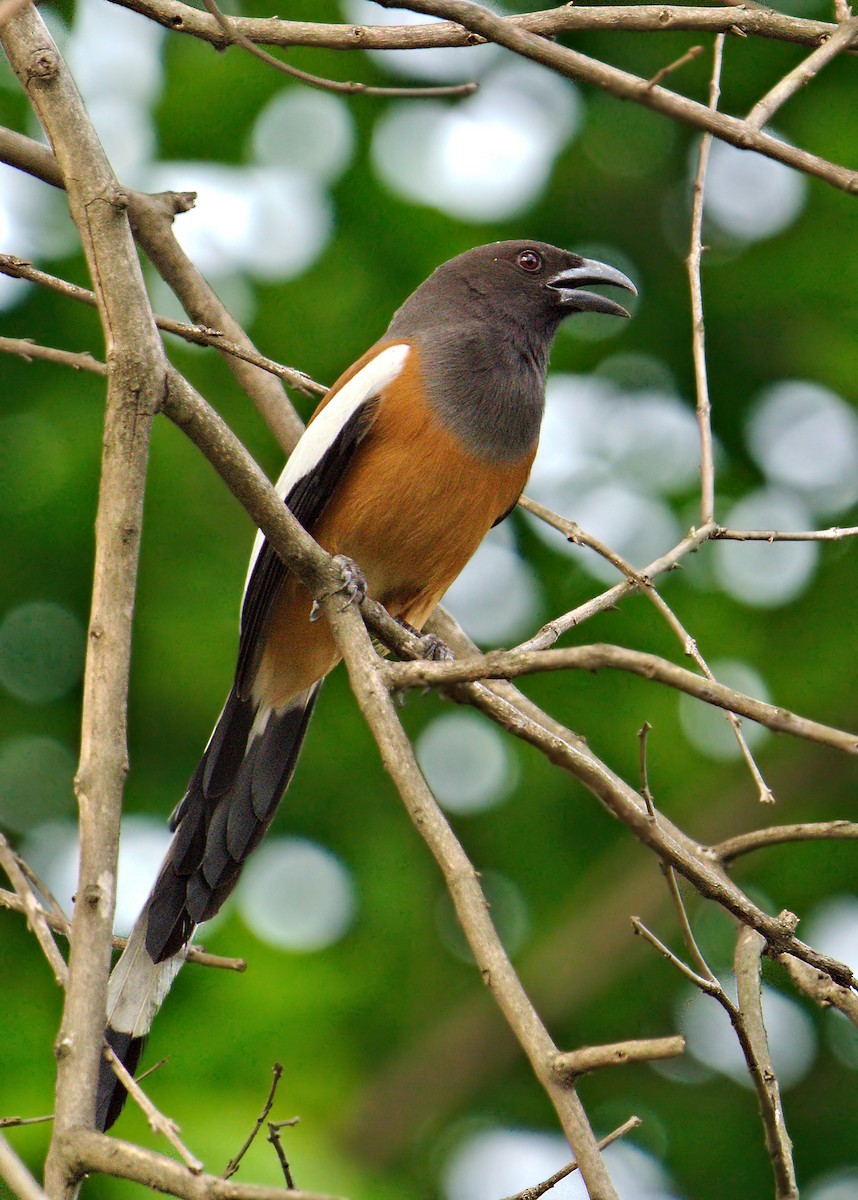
396,618,454,664
309,554,368,622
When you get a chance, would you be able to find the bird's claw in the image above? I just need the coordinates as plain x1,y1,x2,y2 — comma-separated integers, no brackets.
309,555,368,622
396,618,453,663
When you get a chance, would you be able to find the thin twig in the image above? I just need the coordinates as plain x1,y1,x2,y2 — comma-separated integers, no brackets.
0,335,107,374
514,504,717,651
715,524,858,541
0,1133,51,1200
687,34,723,528
385,643,858,755
0,1114,54,1129
553,1039,685,1078
0,886,247,971
714,820,858,862
647,43,703,88
224,1064,284,1180
0,835,69,987
630,917,722,995
0,253,324,397
518,498,775,800
778,954,858,1026
746,13,858,129
370,0,858,195
502,1116,642,1200
266,1120,299,1190
201,0,477,98
102,1045,203,1173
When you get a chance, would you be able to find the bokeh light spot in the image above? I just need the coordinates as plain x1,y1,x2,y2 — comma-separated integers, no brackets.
149,164,332,282
443,529,541,644
371,62,580,221
678,659,769,761
714,488,818,606
0,601,85,704
442,1126,678,1200
237,837,355,951
0,738,76,834
252,88,355,184
679,981,816,1088
806,1169,858,1200
804,895,858,975
747,380,858,515
702,138,806,242
416,710,518,815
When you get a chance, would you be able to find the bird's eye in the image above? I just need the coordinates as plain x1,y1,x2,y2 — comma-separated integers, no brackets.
516,249,543,273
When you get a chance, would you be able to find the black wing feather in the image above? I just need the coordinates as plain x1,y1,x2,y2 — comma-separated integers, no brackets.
234,396,379,697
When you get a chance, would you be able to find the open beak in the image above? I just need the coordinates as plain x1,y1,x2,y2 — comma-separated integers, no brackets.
548,256,637,319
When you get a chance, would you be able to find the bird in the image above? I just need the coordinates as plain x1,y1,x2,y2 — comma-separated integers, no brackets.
96,239,636,1130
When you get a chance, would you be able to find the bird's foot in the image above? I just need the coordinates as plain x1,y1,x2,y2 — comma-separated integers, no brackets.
396,618,454,663
310,555,368,622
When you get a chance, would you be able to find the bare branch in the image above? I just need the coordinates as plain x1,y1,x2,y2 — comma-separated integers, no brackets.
224,1064,284,1181
384,643,858,754
0,15,170,1189
61,1129,343,1200
105,0,856,54
714,524,858,541
734,929,798,1199
687,35,724,528
0,249,324,399
0,1133,50,1200
514,508,717,651
0,835,69,987
647,44,704,89
715,820,858,862
778,954,858,1026
371,0,858,195
747,13,858,129
0,884,246,971
324,601,621,1198
200,0,476,98
0,334,107,374
502,1116,642,1200
518,497,776,800
102,1046,203,1173
553,1038,685,1077
631,917,722,995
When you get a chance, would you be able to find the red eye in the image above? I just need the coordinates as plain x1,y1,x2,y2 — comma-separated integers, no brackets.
517,249,543,273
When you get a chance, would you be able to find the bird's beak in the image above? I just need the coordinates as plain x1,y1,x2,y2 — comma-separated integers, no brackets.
548,256,638,319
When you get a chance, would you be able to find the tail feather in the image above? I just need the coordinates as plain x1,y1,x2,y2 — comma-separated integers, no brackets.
96,682,320,1130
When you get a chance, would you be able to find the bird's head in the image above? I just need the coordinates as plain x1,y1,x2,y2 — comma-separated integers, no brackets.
388,240,636,348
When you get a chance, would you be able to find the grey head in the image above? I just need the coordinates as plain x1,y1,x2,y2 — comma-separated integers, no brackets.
384,240,636,462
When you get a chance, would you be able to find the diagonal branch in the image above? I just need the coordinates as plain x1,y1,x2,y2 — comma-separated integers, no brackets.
747,12,858,129
372,0,858,195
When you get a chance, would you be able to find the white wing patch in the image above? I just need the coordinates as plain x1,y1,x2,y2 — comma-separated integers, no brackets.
243,342,411,599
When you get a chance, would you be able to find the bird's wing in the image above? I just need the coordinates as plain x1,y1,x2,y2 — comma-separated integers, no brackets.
235,341,411,696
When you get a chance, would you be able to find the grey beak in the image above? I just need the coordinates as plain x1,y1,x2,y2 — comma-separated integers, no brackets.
548,256,638,319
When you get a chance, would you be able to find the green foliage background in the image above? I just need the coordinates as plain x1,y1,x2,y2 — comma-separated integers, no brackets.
0,2,856,1197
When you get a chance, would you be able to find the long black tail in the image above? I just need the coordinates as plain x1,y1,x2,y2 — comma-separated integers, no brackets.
95,682,320,1131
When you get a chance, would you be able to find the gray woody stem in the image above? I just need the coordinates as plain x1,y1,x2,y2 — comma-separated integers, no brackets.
0,9,168,1198
321,598,621,1200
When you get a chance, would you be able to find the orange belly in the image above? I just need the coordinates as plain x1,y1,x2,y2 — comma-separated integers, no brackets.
252,349,535,710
